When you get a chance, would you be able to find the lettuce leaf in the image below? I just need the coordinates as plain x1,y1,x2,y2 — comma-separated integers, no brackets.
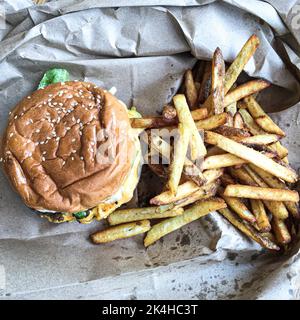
38,68,70,89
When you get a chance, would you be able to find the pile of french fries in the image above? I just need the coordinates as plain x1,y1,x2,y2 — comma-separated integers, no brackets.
91,35,299,252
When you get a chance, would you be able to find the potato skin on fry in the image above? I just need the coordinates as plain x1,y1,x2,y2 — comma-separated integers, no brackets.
224,184,299,202
211,47,225,115
204,131,298,183
108,207,184,226
91,220,151,244
224,34,260,94
184,69,198,109
218,207,279,251
224,80,270,107
144,198,226,247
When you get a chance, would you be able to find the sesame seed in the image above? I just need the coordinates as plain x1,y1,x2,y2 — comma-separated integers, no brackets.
79,132,82,136
72,150,76,153
40,141,45,145
56,137,60,141
9,133,14,137
43,151,47,155
59,103,63,106
9,111,11,115
49,94,53,97
36,129,40,133
80,156,84,160
62,161,66,166
27,96,31,99
42,157,45,161
72,138,76,142
77,119,80,124
14,115,18,119
0,158,2,162
66,127,71,131
91,142,95,146
71,157,74,161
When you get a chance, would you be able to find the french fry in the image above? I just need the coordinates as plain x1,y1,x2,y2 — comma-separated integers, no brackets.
174,181,220,208
237,134,281,145
250,199,271,232
211,47,225,114
195,113,228,130
91,220,151,244
167,123,191,194
108,207,184,226
184,69,198,109
225,85,237,118
224,185,299,202
238,109,265,135
191,107,208,121
203,153,248,170
206,146,226,157
173,94,207,160
269,142,288,159
243,96,285,136
131,117,177,129
233,112,244,129
150,181,199,205
228,167,257,186
198,61,212,104
224,80,270,107
144,198,226,247
150,169,223,205
255,116,286,136
219,187,256,223
224,35,260,93
213,126,250,139
220,173,236,186
272,218,291,245
282,156,289,164
239,109,288,158
243,165,289,220
204,131,298,183
162,104,177,120
201,35,260,109
218,207,279,250
248,164,300,219
150,134,206,186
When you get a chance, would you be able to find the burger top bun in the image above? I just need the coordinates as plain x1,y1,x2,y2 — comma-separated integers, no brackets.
1,81,136,213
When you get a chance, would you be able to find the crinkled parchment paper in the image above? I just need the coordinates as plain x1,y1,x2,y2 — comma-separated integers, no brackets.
0,0,299,299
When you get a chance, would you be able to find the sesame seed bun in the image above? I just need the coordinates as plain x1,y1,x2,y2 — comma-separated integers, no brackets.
1,81,138,213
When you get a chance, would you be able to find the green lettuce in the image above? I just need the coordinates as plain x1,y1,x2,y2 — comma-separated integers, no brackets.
38,68,70,89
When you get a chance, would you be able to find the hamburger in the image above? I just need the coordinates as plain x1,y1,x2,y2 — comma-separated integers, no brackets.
1,81,142,223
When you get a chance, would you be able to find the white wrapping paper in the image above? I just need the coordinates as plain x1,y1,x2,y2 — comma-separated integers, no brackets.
0,0,299,299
